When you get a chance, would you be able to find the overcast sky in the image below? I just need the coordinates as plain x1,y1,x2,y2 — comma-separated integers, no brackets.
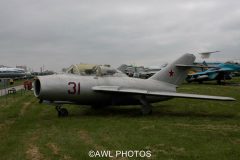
0,0,240,71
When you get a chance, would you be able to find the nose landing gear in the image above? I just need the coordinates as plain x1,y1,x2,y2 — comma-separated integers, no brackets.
56,105,69,117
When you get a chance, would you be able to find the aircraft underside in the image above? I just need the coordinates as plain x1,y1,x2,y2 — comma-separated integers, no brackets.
43,95,172,117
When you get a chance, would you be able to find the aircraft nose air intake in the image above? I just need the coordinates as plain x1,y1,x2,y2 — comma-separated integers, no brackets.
34,78,41,97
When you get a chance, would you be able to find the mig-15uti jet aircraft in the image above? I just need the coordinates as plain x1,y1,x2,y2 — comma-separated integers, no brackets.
33,54,235,117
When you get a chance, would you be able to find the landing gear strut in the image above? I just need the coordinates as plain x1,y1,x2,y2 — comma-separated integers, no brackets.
139,96,152,115
55,105,68,117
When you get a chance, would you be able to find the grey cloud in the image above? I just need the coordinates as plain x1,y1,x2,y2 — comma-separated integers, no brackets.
0,0,240,71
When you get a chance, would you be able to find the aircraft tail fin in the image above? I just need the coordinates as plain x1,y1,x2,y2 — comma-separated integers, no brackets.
203,61,208,67
149,53,196,86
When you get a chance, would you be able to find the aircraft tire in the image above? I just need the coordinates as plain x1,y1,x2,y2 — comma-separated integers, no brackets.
58,108,68,117
91,104,106,110
91,105,99,110
141,109,152,115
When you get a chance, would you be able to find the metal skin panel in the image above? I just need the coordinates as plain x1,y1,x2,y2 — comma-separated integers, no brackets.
34,74,175,105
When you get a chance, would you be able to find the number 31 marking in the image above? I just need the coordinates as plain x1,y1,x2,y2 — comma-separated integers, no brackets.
68,82,80,95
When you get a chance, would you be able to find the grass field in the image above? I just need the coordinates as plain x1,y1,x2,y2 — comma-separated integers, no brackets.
0,78,240,160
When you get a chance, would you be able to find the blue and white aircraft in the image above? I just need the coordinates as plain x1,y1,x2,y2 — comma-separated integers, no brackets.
186,61,240,84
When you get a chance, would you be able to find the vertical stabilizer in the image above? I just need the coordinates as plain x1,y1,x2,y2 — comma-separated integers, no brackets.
150,54,196,85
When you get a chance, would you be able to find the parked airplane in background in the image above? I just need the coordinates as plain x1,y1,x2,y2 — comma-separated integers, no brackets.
33,54,235,117
0,67,31,79
186,61,240,84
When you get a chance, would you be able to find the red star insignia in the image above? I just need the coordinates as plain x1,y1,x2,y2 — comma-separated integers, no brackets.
169,70,174,77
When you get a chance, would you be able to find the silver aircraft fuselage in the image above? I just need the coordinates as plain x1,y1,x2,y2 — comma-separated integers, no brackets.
34,74,175,106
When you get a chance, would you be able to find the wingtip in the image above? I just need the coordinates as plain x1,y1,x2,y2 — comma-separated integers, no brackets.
229,98,236,101
223,97,236,101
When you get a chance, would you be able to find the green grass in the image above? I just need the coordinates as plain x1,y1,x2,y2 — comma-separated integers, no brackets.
0,78,240,160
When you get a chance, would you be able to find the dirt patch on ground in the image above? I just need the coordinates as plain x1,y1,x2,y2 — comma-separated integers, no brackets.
20,102,31,116
79,130,94,146
25,132,44,160
46,143,60,155
0,120,14,130
79,129,106,150
46,142,72,160
62,155,72,160
79,130,128,160
231,139,240,144
79,130,105,150
26,144,44,160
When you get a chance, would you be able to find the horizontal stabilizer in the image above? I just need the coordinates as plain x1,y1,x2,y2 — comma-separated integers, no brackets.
92,86,235,101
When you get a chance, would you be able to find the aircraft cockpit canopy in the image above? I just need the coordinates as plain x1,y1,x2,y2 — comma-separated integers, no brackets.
66,64,127,77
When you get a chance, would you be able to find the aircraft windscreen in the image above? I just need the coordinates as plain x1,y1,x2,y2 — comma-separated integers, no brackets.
67,65,127,77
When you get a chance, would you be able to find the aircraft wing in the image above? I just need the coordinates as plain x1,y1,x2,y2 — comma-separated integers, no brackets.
40,100,75,105
92,86,235,101
218,68,235,72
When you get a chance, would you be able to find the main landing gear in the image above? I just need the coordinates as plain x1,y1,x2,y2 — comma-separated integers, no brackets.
55,105,68,117
139,96,153,115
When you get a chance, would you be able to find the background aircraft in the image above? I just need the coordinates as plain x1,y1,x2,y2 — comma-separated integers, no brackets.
186,61,240,84
198,51,220,59
0,67,31,79
33,54,235,117
117,64,164,79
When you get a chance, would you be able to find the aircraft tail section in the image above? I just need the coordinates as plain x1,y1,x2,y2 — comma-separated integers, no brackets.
150,53,196,86
203,60,208,67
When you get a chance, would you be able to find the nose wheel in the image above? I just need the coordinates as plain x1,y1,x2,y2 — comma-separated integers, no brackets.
56,105,69,117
